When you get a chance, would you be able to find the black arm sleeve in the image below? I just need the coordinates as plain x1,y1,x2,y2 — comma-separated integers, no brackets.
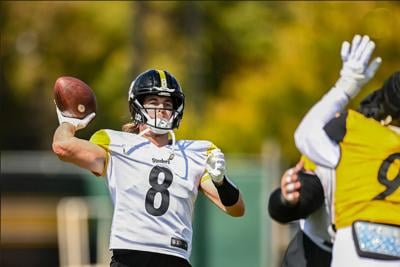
268,172,325,224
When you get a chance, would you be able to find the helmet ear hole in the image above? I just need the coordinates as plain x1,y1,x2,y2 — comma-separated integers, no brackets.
129,100,144,124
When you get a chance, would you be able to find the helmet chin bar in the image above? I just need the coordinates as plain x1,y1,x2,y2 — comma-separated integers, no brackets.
147,122,170,135
141,108,175,135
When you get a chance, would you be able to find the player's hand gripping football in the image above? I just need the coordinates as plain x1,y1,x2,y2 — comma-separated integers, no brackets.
337,34,382,99
206,149,226,185
55,104,96,130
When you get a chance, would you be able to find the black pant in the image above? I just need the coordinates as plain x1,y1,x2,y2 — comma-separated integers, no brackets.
110,249,191,267
281,230,332,267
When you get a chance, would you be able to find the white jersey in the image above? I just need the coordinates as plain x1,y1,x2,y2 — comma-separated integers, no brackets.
90,129,216,261
294,85,349,168
300,165,335,252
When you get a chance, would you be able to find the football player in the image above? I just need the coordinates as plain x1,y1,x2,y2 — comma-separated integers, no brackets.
295,34,400,266
52,69,245,267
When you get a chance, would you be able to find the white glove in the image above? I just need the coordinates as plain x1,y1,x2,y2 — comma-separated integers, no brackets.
56,105,95,130
206,149,226,184
337,34,382,99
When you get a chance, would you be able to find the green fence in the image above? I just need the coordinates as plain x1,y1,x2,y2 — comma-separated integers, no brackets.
190,155,276,267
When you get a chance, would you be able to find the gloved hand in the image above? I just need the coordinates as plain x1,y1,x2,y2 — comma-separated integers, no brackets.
206,149,226,184
56,104,96,130
337,34,382,99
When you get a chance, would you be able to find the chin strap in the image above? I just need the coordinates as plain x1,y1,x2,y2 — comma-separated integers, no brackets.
137,127,151,137
167,130,176,160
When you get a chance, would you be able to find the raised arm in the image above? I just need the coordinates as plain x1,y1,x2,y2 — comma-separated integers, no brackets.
52,107,106,175
294,34,381,168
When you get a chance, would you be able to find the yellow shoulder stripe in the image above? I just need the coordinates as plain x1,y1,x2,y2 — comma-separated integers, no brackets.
89,129,111,177
90,129,110,150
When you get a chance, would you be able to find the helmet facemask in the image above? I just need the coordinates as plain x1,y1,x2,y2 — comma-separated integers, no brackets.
132,97,183,135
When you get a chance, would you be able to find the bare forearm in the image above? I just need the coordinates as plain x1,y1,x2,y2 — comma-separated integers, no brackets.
52,123,106,174
52,123,82,160
201,179,245,217
54,123,76,142
224,193,245,217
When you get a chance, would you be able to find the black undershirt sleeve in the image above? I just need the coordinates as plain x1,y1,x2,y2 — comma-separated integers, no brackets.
268,172,325,224
323,111,348,143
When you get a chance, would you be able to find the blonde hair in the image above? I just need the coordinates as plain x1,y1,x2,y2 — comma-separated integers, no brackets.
122,122,140,133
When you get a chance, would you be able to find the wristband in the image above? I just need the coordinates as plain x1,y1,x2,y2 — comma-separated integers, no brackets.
212,176,240,206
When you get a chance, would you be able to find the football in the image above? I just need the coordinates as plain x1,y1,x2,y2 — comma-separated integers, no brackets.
54,76,97,119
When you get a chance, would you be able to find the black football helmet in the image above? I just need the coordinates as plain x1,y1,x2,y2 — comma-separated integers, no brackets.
382,71,400,120
128,69,185,132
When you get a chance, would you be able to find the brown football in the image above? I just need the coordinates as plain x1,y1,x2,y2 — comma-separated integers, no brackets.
54,76,97,119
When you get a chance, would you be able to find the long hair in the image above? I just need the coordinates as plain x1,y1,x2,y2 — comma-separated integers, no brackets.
359,71,400,121
122,122,140,133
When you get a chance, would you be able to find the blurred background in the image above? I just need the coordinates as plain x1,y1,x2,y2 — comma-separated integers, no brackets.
1,1,399,267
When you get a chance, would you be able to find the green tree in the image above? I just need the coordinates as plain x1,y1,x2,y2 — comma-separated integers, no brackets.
1,1,399,165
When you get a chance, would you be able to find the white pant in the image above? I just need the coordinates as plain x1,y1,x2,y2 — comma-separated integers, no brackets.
331,226,400,267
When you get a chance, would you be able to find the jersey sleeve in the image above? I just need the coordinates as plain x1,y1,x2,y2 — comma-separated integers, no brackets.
294,82,349,168
89,129,111,177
